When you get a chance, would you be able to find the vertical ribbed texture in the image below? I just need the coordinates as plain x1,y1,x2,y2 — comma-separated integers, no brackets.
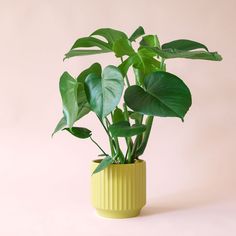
91,160,146,212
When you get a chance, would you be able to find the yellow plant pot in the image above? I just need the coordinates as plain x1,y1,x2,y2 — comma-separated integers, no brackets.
91,159,146,218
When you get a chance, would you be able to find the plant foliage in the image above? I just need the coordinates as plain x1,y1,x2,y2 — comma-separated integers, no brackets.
53,27,222,174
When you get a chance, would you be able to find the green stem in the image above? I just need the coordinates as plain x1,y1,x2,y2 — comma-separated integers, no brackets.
121,57,130,87
130,114,144,159
90,136,108,156
104,117,115,157
160,57,166,71
136,116,154,156
98,116,110,137
98,116,116,157
123,103,133,163
109,114,125,163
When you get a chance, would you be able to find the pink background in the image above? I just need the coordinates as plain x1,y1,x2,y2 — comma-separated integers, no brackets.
0,0,236,235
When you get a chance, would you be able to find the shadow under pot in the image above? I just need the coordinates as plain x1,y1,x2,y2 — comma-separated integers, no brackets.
91,159,146,218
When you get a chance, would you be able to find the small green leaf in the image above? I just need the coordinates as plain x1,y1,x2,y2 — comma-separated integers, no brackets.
133,49,161,85
124,71,192,120
118,54,139,76
71,36,111,50
59,72,78,128
129,111,143,124
52,116,67,137
118,48,161,80
92,156,114,174
109,121,146,137
140,35,160,48
112,107,125,123
91,28,128,47
77,63,102,83
162,39,209,51
113,38,135,57
129,26,145,42
64,127,92,139
85,65,124,119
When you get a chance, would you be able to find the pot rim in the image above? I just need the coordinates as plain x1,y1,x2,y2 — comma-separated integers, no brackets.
92,159,145,166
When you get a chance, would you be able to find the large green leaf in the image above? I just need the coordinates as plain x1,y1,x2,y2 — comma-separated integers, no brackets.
112,38,135,57
92,156,114,174
109,121,146,137
91,28,128,47
52,116,67,137
64,127,92,139
53,76,91,136
71,36,111,50
64,49,110,59
85,66,124,119
129,26,145,42
59,72,79,128
162,39,208,51
124,71,192,120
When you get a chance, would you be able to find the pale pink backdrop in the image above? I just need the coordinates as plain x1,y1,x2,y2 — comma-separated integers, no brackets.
0,0,235,235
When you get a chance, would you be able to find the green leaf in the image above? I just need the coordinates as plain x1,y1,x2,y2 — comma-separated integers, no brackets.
112,38,135,57
124,71,192,120
77,63,102,83
52,116,67,137
129,111,143,124
85,65,124,119
109,121,146,137
129,26,145,42
118,54,138,76
148,47,222,61
64,127,92,139
92,156,114,174
77,82,91,119
140,35,160,48
133,48,161,85
59,72,78,128
162,39,209,51
112,107,125,123
71,37,111,50
91,28,128,47
118,48,161,80
64,49,110,60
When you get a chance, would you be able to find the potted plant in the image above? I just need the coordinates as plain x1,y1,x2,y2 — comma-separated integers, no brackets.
53,26,222,218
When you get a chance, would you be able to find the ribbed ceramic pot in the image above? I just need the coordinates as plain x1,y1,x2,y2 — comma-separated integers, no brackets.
91,159,146,218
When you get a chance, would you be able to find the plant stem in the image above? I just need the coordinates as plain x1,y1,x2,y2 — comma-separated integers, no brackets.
97,116,110,137
104,117,115,157
121,57,130,87
89,136,108,156
109,114,125,163
123,102,133,163
98,116,115,156
136,116,154,156
160,57,166,71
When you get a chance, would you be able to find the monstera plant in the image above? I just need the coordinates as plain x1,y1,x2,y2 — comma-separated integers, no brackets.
53,26,222,174
53,27,222,218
